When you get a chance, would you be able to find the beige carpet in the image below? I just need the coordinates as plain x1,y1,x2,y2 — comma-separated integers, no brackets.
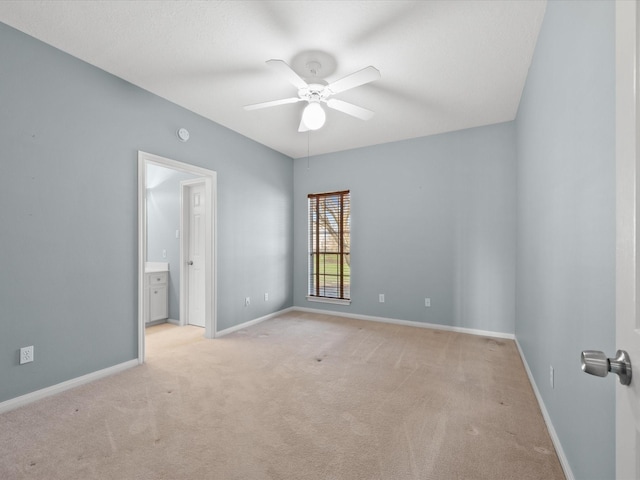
0,311,565,479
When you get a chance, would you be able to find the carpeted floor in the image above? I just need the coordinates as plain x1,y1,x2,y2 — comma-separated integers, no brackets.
0,311,565,479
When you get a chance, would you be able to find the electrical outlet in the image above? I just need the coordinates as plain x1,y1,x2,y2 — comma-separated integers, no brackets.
550,365,554,389
425,298,431,307
245,297,251,306
379,294,385,303
264,293,269,301
20,346,34,365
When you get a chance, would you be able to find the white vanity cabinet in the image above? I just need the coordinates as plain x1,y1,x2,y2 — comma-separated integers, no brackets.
145,266,169,324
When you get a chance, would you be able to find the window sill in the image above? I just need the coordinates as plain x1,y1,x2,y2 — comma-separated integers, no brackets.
306,296,351,306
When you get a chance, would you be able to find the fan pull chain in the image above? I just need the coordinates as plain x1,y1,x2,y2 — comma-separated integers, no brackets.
307,131,310,170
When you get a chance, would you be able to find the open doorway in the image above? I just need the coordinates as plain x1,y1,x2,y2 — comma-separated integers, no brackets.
137,151,217,364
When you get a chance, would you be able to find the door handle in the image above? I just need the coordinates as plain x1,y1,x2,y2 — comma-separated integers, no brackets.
581,349,632,385
188,261,194,266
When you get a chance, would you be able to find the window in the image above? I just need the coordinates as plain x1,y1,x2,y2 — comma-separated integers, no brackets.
307,190,351,304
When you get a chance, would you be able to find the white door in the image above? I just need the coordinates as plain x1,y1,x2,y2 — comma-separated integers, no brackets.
185,182,206,327
615,1,640,477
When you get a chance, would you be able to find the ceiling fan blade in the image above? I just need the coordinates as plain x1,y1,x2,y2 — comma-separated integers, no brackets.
244,97,302,111
326,66,380,94
326,99,375,121
298,115,310,133
266,59,308,90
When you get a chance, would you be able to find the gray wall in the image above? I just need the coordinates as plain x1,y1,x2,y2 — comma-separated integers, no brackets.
294,122,517,335
0,22,293,403
515,1,615,478
146,164,199,321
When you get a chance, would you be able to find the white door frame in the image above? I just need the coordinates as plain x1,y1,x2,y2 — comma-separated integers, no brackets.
137,151,217,364
616,0,640,477
180,178,207,328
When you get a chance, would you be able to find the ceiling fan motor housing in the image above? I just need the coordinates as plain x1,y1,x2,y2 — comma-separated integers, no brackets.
299,84,329,103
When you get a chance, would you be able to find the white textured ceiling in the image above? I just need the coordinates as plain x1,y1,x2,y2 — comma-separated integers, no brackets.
0,0,546,159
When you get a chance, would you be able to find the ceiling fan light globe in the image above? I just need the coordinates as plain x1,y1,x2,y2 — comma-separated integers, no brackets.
302,102,326,130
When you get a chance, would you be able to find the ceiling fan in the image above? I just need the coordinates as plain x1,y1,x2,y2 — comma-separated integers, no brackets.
244,59,381,132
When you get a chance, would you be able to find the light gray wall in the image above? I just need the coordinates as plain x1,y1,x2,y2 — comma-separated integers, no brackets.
294,122,517,335
146,165,199,321
0,22,293,403
515,1,615,478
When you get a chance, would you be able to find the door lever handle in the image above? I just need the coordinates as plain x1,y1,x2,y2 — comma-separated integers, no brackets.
581,349,632,385
188,261,194,266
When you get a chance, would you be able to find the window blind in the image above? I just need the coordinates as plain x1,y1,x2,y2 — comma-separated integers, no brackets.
308,190,350,300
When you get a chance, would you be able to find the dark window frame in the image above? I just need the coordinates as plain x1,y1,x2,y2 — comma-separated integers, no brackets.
307,190,351,302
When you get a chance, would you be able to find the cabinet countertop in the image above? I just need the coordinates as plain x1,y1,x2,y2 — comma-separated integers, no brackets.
145,261,169,274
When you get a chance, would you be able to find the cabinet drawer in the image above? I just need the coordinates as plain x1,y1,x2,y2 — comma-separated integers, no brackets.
149,272,167,285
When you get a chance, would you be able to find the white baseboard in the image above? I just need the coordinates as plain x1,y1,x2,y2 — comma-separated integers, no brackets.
292,306,515,340
515,339,575,480
0,359,138,415
215,307,295,337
